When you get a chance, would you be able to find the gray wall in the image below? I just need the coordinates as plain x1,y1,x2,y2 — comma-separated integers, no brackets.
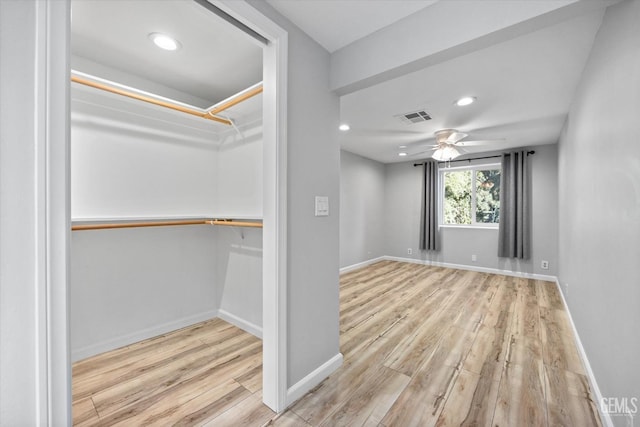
558,0,640,419
340,150,386,268
379,144,559,276
247,1,341,388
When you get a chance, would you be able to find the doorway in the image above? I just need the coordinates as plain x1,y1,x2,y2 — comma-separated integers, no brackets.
51,0,288,422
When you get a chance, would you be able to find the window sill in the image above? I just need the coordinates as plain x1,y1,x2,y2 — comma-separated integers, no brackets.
439,225,498,230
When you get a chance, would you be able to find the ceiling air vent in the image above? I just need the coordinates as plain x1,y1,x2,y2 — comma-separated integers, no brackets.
396,110,432,124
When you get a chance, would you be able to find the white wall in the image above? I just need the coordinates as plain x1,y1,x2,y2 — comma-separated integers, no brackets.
340,150,386,268
247,0,342,389
217,121,264,218
215,121,264,337
71,85,220,219
383,144,558,276
216,227,263,336
558,0,640,421
70,81,265,359
71,226,218,361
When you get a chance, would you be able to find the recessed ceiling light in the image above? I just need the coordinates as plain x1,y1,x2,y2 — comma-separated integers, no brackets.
398,152,408,157
339,124,350,131
399,145,407,149
149,33,181,51
455,96,476,106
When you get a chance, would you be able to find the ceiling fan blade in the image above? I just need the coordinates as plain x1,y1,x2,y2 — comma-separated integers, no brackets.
457,138,505,146
409,148,438,157
446,132,468,144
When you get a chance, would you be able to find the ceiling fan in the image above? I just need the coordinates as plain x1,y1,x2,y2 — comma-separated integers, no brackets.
409,128,502,161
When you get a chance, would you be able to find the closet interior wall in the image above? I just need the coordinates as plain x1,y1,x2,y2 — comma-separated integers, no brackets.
70,68,264,361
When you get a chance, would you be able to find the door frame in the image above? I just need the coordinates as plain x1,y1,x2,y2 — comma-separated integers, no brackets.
43,0,289,423
211,0,290,412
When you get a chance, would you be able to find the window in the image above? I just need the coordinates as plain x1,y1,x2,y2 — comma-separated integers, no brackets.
441,165,501,227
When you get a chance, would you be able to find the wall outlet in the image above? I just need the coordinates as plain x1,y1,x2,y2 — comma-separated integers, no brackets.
407,248,412,255
471,254,477,262
541,260,549,270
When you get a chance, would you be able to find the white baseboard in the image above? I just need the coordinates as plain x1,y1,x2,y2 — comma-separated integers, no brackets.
217,309,263,339
553,279,612,427
286,353,343,406
383,255,557,282
339,256,386,274
71,309,219,362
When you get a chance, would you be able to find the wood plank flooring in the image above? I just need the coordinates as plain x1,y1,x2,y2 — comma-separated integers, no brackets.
72,318,274,426
285,261,601,427
73,261,600,426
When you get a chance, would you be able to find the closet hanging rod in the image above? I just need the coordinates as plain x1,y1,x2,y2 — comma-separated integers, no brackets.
71,72,264,125
208,83,263,115
208,220,263,228
71,75,232,125
71,218,263,231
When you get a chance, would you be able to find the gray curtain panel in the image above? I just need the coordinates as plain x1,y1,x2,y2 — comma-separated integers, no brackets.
420,161,439,251
498,151,530,259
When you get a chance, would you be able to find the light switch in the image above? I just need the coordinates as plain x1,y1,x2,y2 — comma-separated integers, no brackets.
315,196,329,216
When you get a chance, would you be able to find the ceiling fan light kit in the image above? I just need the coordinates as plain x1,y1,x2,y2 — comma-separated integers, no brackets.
407,128,500,161
432,144,461,161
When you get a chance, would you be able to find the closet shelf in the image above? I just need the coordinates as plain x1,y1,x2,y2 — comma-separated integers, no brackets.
71,218,263,231
71,71,263,126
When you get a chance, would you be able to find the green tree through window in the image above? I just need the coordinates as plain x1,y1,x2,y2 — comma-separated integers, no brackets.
443,167,500,226
443,170,471,224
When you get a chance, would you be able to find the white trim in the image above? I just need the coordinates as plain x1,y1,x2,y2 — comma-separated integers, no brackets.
439,224,499,230
553,279,612,427
213,0,290,413
217,309,263,339
71,310,219,362
285,353,343,406
38,1,71,424
339,256,386,274
383,255,557,281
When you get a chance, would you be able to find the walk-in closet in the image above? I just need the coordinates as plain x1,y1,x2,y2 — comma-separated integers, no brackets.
69,1,269,423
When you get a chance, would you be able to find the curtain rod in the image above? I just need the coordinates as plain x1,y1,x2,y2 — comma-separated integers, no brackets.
413,150,535,167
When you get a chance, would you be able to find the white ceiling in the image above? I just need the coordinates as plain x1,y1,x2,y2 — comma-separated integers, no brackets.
71,0,263,109
266,0,438,52
269,1,610,164
70,0,612,165
339,10,604,163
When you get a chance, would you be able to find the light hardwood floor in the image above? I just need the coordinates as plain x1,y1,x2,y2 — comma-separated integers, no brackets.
73,261,601,426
